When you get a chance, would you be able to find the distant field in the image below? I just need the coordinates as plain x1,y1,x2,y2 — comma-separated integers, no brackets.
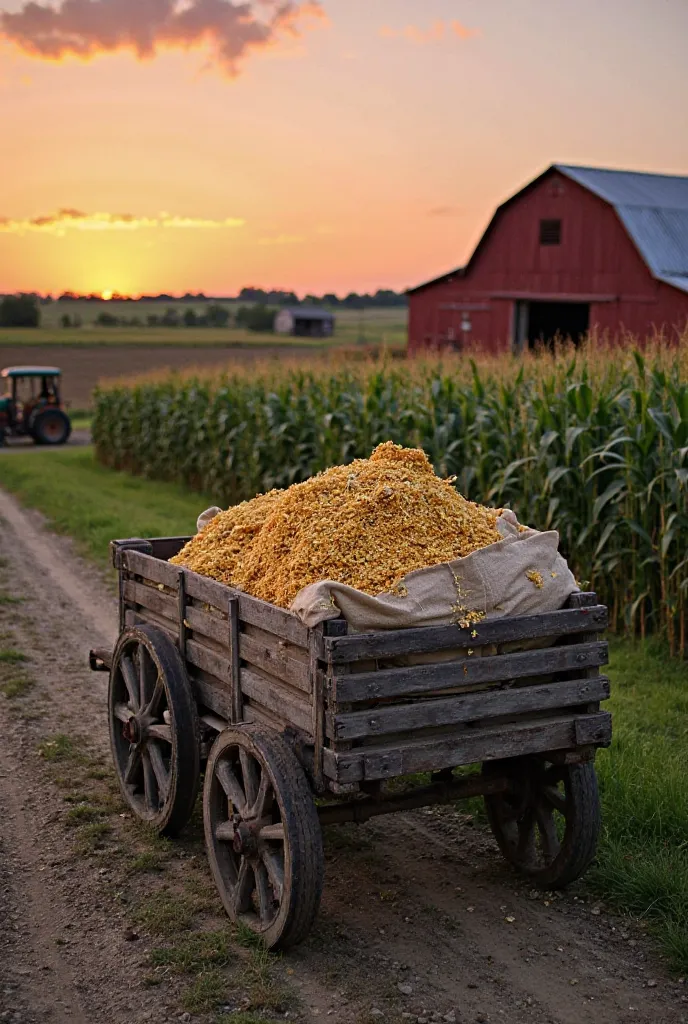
2,303,408,349
0,343,330,408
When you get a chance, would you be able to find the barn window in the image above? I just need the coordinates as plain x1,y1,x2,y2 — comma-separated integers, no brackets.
540,219,562,245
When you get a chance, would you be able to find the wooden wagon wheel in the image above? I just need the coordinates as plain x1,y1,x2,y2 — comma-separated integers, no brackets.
203,726,324,950
108,625,200,837
483,756,601,888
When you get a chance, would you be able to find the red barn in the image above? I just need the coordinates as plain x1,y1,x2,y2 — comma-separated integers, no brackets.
408,164,688,353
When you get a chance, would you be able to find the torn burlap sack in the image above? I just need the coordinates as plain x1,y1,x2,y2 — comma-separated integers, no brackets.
289,510,577,634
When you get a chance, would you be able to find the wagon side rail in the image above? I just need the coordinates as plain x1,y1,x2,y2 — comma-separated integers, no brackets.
322,591,611,785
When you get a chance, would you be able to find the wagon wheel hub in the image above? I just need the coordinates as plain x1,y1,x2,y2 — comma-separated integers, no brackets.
122,716,141,744
232,821,258,858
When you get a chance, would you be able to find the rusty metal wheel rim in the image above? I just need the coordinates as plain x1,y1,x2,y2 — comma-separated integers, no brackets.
493,761,570,871
207,741,285,935
42,415,64,441
111,637,174,820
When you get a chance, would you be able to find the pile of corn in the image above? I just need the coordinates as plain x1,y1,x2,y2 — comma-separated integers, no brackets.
171,442,502,608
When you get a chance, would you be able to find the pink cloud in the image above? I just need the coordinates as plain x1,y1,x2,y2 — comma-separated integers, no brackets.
0,0,327,76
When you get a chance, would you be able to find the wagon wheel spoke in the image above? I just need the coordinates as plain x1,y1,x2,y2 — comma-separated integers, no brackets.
144,678,165,718
114,702,134,724
516,805,537,864
120,655,140,712
254,861,272,925
124,746,142,786
259,822,285,842
261,848,285,902
141,749,158,812
216,761,247,813
147,742,170,803
542,784,568,814
240,750,260,809
215,820,236,842
148,724,172,744
251,771,273,820
234,860,254,915
498,795,524,824
138,645,155,708
535,800,561,863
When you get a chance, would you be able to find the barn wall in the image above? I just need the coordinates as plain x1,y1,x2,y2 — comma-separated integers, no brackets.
409,171,688,353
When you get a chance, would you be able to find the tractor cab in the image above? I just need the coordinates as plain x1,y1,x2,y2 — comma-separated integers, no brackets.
0,367,72,446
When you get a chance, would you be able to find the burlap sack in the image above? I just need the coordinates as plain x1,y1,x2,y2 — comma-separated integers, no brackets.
290,510,577,632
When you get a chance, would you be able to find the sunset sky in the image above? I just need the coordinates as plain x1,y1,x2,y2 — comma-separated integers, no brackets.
1,0,687,297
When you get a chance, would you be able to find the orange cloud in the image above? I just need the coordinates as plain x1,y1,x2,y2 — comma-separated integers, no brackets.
0,0,327,77
0,208,246,234
380,19,479,45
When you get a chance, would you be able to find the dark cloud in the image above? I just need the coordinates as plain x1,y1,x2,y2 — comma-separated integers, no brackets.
0,0,326,75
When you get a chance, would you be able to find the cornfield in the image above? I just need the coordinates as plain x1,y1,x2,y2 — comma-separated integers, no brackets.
93,341,688,654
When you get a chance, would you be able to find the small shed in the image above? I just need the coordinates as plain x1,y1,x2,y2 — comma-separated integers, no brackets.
274,307,335,338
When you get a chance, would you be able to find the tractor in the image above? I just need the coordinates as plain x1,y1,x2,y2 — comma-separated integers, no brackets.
0,366,72,446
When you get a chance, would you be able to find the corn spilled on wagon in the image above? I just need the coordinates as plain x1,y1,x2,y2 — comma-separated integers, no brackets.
90,532,611,950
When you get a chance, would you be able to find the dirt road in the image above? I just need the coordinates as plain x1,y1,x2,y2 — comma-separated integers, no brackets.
0,486,685,1024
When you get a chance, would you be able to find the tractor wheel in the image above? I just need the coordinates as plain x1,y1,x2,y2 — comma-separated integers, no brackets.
31,409,71,446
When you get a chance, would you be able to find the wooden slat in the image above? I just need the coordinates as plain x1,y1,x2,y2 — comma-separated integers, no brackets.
310,630,324,790
329,676,610,741
184,605,230,648
239,633,311,693
124,550,181,589
183,571,309,648
229,597,242,725
125,608,179,640
187,669,233,720
324,606,608,665
150,537,192,561
236,594,309,648
186,639,232,684
332,641,609,703
123,579,178,620
325,711,612,783
240,668,313,736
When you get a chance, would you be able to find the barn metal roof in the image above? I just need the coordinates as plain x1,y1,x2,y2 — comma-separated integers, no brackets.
556,165,688,294
409,164,688,296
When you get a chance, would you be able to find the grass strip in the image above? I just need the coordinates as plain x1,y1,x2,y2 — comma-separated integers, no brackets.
0,447,212,567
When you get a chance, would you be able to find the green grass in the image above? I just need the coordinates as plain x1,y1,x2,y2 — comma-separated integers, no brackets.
0,648,28,664
0,447,213,567
0,307,406,350
592,639,688,971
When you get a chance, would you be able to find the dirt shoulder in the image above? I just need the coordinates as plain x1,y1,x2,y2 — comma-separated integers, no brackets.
0,486,685,1024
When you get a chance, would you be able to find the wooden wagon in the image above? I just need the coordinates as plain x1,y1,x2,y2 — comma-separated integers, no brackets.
90,536,612,950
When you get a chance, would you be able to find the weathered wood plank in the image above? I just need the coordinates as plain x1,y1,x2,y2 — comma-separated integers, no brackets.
310,630,325,790
240,668,313,736
229,597,242,726
150,537,192,561
324,606,608,665
183,571,309,648
184,605,230,648
124,550,181,589
240,633,311,693
187,668,233,720
186,639,232,685
329,676,610,741
326,711,612,783
567,591,598,609
125,608,179,640
123,579,178,620
333,641,609,703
